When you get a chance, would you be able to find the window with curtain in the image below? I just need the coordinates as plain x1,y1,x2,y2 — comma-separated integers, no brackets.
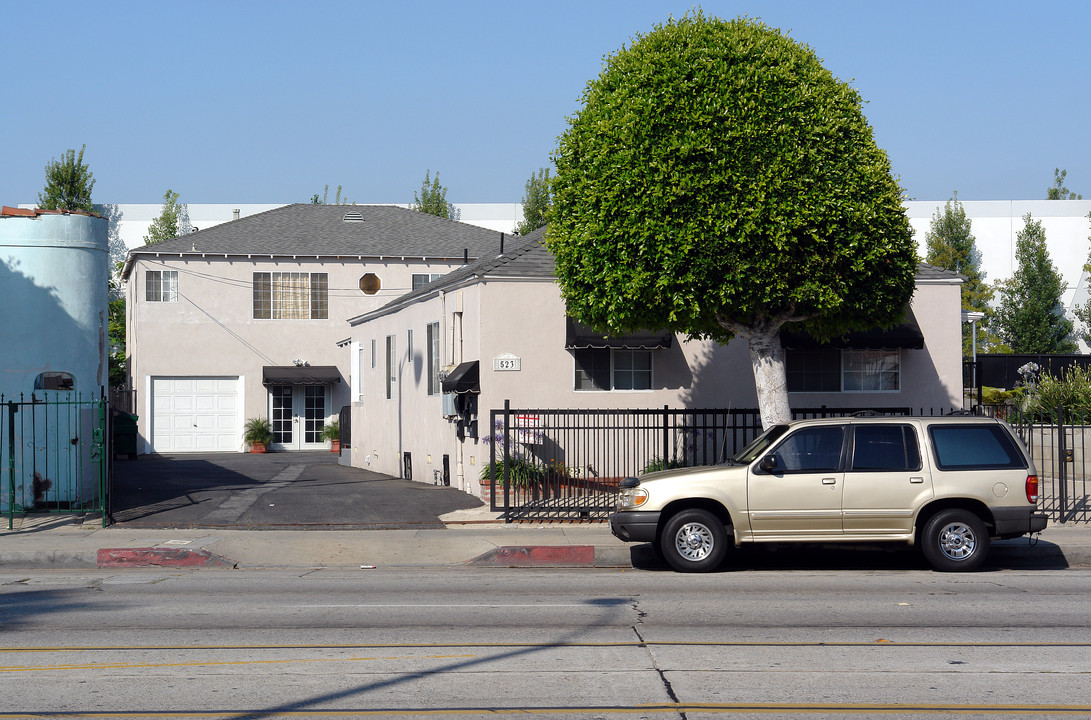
252,272,328,319
843,350,900,391
786,349,900,393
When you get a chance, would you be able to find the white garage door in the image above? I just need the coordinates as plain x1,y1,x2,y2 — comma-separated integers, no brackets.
151,377,240,452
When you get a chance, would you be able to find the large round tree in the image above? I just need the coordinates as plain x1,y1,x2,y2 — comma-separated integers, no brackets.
548,12,917,428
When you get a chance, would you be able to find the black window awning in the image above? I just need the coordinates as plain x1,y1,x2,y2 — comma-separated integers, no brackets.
442,361,480,394
780,307,925,351
262,365,342,385
565,318,673,350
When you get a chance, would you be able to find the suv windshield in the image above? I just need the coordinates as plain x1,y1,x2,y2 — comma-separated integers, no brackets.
731,425,789,464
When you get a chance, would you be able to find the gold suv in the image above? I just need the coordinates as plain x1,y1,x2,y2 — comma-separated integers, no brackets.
610,415,1048,572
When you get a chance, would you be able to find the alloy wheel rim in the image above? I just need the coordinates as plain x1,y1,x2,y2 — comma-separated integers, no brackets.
939,522,976,560
675,522,714,561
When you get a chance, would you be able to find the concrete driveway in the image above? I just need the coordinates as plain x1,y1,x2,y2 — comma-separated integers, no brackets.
109,451,485,529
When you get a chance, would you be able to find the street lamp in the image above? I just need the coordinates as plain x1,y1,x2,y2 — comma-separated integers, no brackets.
962,310,986,407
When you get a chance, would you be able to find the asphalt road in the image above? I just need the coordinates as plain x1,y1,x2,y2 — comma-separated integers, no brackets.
2,567,1089,719
109,451,485,529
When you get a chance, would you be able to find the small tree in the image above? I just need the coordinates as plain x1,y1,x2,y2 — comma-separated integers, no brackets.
548,12,916,427
924,193,997,354
1047,168,1082,200
38,144,95,212
515,168,552,235
144,189,185,245
412,170,459,220
310,184,351,204
994,214,1076,353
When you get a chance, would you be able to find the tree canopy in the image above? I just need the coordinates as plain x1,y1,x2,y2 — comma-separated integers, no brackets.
994,214,1076,354
923,193,997,355
412,170,459,220
310,184,352,204
547,12,916,426
143,189,185,245
38,144,95,213
1047,168,1082,200
515,168,552,235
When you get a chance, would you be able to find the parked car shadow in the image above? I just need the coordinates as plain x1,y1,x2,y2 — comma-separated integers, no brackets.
628,537,1069,572
110,452,483,529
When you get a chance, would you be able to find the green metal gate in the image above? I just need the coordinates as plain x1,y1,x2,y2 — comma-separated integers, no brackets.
3,394,108,529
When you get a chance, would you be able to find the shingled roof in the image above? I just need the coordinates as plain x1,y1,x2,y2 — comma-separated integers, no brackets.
124,203,507,264
350,226,553,325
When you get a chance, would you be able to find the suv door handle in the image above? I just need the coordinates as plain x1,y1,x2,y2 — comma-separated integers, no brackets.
822,477,837,485
910,476,924,484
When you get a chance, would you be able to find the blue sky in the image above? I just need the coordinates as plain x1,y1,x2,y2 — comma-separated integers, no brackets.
3,0,1089,205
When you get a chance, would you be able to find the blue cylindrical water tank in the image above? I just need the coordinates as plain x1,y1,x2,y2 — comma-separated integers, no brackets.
0,210,109,400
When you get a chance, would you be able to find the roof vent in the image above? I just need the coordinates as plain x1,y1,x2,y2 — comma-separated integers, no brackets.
342,211,364,223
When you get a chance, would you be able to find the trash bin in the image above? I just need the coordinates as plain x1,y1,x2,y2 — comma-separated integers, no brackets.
112,410,138,460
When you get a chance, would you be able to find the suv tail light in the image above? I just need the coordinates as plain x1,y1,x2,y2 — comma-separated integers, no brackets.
1026,474,1039,504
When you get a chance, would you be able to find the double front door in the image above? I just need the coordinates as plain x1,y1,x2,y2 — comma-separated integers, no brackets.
269,385,327,450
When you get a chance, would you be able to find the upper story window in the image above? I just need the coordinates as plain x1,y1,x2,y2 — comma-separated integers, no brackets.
146,270,178,302
574,349,652,391
253,272,328,320
787,349,900,393
412,273,444,291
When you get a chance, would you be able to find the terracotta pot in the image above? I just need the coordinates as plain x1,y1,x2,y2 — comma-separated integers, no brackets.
250,442,266,454
330,440,340,453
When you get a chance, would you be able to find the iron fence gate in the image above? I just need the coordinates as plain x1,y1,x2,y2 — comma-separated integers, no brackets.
1003,409,1091,524
486,403,912,522
3,394,108,529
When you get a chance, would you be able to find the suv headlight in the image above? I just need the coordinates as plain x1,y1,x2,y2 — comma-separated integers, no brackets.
617,486,649,509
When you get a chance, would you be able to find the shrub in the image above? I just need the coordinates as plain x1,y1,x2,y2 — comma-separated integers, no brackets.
479,456,543,487
1023,366,1091,424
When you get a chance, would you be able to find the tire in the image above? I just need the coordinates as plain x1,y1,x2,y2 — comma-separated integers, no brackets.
659,509,729,572
921,509,990,572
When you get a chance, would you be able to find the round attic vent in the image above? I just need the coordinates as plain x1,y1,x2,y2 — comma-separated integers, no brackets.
359,273,381,295
343,211,364,222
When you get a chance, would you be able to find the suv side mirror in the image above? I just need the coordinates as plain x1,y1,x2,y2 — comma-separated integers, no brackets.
759,454,778,473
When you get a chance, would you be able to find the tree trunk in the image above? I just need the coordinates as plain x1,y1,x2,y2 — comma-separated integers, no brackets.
747,328,793,429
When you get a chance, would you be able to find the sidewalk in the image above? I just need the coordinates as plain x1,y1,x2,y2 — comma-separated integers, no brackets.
3,506,1090,571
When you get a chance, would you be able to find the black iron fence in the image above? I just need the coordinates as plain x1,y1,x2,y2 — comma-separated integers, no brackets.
978,404,1090,524
486,401,1087,524
486,403,913,522
2,393,109,529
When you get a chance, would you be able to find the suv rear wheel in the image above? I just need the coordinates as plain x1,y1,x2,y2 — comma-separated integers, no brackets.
660,509,728,572
921,509,989,572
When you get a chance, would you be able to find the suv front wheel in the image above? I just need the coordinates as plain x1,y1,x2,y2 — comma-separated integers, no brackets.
660,509,729,572
921,509,990,572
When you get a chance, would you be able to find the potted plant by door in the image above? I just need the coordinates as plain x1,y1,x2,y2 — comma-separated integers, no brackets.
244,417,274,453
320,419,340,453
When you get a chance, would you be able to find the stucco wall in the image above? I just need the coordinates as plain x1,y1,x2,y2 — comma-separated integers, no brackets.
350,273,964,498
128,254,476,452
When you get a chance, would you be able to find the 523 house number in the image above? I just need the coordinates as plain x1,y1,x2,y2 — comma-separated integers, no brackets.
493,354,521,371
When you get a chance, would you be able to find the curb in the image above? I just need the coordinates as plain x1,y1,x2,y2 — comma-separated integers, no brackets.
96,547,234,569
468,545,631,568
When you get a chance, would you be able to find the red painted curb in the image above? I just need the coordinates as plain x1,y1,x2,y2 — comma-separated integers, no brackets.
97,547,233,569
469,545,596,567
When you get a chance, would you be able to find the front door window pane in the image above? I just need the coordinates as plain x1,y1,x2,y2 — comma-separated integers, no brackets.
271,386,293,444
304,386,325,443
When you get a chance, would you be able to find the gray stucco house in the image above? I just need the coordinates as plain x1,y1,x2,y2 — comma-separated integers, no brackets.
122,203,507,454
346,230,964,499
